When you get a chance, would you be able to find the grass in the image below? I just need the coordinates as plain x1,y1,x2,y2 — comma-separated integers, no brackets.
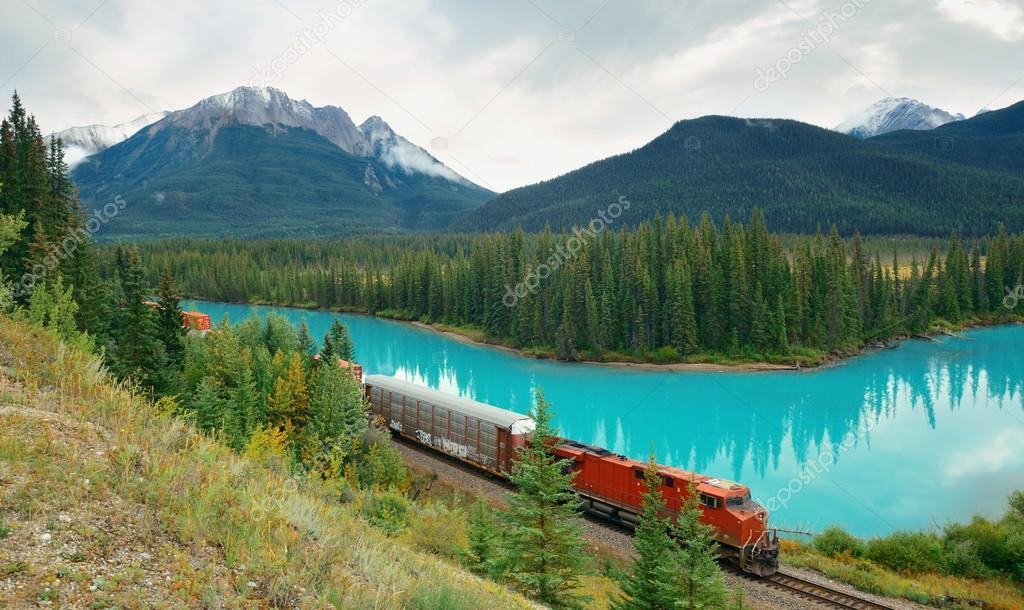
0,317,532,609
782,539,1024,610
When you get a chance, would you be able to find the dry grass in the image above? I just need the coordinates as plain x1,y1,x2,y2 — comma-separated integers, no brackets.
0,317,533,609
781,540,1024,610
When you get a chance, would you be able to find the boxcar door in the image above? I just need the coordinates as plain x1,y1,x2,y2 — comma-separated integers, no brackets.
497,427,510,473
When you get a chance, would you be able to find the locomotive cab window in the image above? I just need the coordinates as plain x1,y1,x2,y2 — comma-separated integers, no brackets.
661,476,674,488
699,493,721,509
726,492,752,508
634,469,645,479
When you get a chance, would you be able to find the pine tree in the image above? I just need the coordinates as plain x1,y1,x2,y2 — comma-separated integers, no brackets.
675,478,728,609
330,318,355,361
191,376,225,432
296,320,318,362
303,361,366,464
749,284,770,353
500,390,587,608
773,294,789,353
108,248,163,391
613,454,685,610
227,366,259,450
155,266,185,365
669,261,698,355
465,499,502,578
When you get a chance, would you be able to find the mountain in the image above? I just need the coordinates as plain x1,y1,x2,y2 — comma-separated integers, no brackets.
837,97,965,138
55,112,169,166
71,87,492,239
457,113,1024,236
868,99,1024,173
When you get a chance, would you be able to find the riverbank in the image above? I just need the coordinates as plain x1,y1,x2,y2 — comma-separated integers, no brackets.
186,295,1022,373
407,321,805,372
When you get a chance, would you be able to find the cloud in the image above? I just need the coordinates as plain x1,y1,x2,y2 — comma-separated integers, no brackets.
1,0,1023,191
936,0,1024,42
944,428,1024,479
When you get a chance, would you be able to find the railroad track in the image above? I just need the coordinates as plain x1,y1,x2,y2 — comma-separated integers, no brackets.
396,434,898,610
725,564,897,610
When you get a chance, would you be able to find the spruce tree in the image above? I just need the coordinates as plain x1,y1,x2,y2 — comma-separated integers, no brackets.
108,248,163,391
613,454,685,610
465,499,502,578
329,318,355,361
191,376,225,432
675,479,728,609
297,320,318,361
303,361,366,464
155,266,185,365
500,390,587,608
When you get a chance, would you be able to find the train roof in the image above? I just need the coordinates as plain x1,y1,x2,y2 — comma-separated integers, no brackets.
364,375,536,431
554,442,749,497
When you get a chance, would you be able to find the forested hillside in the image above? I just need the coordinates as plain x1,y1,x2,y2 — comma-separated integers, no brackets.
72,123,490,239
457,114,1024,236
129,212,1024,365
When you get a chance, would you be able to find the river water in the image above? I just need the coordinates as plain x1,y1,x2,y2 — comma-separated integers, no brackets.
185,300,1024,537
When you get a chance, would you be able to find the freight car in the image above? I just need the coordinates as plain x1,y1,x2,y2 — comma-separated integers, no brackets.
364,375,535,475
363,375,779,576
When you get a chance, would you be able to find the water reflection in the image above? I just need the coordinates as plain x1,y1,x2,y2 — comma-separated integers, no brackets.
187,302,1024,536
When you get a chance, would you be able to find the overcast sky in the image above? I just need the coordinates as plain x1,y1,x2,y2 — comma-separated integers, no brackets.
2,0,1023,191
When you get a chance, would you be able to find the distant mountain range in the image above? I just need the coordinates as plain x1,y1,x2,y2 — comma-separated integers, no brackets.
836,97,965,138
65,89,1023,239
70,87,492,239
458,100,1024,237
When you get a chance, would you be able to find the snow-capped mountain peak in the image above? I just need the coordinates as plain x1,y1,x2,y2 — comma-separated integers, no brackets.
166,86,370,155
837,97,965,138
64,86,485,192
358,115,464,183
55,111,169,166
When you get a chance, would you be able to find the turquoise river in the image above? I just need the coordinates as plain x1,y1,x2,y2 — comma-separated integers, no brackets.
185,300,1024,538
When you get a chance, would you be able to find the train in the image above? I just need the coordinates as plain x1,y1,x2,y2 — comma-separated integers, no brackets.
363,374,780,576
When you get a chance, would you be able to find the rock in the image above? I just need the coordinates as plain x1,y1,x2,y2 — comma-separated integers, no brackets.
39,532,52,543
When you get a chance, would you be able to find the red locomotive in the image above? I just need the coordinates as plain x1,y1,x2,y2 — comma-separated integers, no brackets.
364,374,780,576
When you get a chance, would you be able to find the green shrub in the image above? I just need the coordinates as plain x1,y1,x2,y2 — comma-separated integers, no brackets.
355,431,409,490
866,531,944,574
0,515,10,539
650,346,680,364
942,539,989,579
405,501,467,562
360,489,410,536
813,526,864,558
943,518,1013,575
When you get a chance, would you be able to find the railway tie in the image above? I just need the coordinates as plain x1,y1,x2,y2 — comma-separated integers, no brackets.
762,571,897,610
